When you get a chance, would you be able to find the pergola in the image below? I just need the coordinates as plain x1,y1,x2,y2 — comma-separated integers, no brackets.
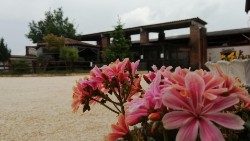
78,17,207,69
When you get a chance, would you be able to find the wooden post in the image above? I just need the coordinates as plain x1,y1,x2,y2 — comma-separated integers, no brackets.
158,31,165,41
140,28,149,44
100,34,110,48
189,22,207,69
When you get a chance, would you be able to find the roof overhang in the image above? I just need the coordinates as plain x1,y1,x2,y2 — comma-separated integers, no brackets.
77,17,207,41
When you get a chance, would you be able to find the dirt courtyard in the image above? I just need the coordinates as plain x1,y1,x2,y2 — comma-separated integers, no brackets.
0,75,117,141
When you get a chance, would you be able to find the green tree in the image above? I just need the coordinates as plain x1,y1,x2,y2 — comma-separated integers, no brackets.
43,34,65,52
59,47,79,70
104,20,131,63
37,34,65,71
26,8,76,43
0,38,11,70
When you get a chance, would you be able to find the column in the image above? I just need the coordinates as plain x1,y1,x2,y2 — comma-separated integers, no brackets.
158,31,165,41
100,35,110,48
189,22,207,70
140,28,149,44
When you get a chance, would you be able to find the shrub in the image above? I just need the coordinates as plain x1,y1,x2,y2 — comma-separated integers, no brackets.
11,60,30,74
59,47,79,70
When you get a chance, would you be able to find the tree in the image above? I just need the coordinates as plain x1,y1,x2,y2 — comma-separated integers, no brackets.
104,20,131,63
36,34,65,71
43,34,65,52
0,38,11,70
59,47,79,70
26,8,76,43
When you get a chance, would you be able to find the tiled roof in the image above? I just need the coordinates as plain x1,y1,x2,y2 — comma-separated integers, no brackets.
64,38,97,47
37,38,98,48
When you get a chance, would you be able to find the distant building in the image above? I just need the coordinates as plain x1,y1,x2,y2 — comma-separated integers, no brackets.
26,38,100,62
78,17,250,70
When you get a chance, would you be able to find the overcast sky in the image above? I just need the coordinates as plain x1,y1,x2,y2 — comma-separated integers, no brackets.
0,0,249,55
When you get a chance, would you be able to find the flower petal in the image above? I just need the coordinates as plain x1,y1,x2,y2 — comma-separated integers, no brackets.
206,95,239,113
205,113,245,130
162,88,192,111
205,76,224,90
162,111,193,129
131,60,140,75
125,111,148,126
185,72,205,108
203,88,228,100
204,92,217,100
107,133,125,141
125,100,148,126
199,118,225,141
175,119,199,141
108,114,129,141
111,124,127,134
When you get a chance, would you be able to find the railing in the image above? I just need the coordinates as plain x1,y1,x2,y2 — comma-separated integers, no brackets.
0,61,96,73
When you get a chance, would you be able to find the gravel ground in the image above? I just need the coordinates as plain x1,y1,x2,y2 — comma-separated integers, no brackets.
0,76,118,141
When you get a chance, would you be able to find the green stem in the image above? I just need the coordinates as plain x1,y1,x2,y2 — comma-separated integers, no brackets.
113,102,122,113
102,94,120,105
90,97,119,114
98,93,122,113
113,90,125,114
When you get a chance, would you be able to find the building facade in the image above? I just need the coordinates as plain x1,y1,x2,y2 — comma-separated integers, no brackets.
78,17,250,70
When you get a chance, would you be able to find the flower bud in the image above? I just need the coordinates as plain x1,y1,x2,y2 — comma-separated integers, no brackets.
148,112,161,121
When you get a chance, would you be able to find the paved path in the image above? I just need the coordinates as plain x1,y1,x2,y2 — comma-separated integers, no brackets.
0,76,116,141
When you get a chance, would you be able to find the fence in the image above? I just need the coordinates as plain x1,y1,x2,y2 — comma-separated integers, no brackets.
0,61,95,74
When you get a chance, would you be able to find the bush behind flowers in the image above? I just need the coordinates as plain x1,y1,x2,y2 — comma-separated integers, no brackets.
72,58,250,141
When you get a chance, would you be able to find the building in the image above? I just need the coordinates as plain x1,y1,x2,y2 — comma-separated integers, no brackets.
26,38,100,62
77,17,250,70
22,38,100,71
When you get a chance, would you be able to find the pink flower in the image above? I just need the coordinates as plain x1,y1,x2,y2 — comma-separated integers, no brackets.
89,66,110,93
125,97,148,126
127,76,142,101
194,69,228,100
143,71,156,84
161,67,229,101
90,66,104,83
143,65,173,83
71,79,99,112
215,65,250,107
128,60,140,75
72,80,86,112
102,58,129,82
107,114,129,141
162,72,245,141
125,72,163,125
144,72,163,109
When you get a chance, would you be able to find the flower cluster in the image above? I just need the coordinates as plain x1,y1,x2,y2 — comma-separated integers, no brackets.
72,59,250,141
220,51,236,61
72,58,142,114
220,49,249,61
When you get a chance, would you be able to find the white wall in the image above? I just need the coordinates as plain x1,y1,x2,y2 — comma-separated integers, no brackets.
207,45,250,62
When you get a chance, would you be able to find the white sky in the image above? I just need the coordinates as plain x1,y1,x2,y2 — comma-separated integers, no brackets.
0,0,249,55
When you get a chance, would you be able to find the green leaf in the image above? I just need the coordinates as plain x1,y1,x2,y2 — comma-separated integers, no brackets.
26,8,76,43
